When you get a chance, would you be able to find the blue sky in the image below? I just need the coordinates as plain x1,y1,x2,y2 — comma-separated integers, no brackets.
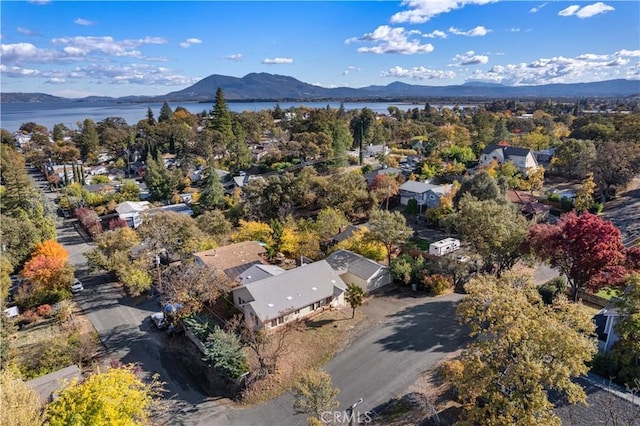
1,0,639,98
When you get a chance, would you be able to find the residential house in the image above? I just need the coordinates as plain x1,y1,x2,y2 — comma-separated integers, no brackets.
232,260,346,329
115,201,151,228
365,144,390,158
594,304,620,352
148,203,194,217
364,167,402,185
399,180,452,209
480,144,539,174
507,190,550,222
325,249,392,294
194,241,267,282
328,225,362,247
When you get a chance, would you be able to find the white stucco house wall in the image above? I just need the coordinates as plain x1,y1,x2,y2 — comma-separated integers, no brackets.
115,201,151,228
480,144,539,174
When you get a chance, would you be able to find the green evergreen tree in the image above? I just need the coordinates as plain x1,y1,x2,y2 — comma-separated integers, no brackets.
79,118,99,161
199,160,225,210
144,154,174,201
210,88,234,143
146,107,156,126
158,101,173,123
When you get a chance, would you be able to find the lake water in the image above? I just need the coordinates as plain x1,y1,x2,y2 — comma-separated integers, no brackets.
0,100,437,133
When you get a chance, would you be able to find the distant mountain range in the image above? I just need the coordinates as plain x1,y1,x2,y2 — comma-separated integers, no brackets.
2,73,639,104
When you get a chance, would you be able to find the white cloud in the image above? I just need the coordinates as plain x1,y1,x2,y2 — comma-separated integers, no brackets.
466,50,637,85
45,77,66,84
223,53,243,61
79,63,199,86
508,28,520,32
616,49,640,57
381,65,456,81
74,18,96,26
452,51,489,66
1,42,57,63
51,36,167,59
576,2,614,18
179,38,202,48
530,3,547,13
28,0,50,4
576,53,608,60
17,27,37,36
0,64,40,77
262,57,293,64
449,26,491,37
390,0,497,24
346,26,434,55
559,3,613,18
423,30,447,39
558,5,580,16
343,66,362,75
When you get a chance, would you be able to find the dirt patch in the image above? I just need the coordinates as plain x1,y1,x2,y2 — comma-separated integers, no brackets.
242,307,363,404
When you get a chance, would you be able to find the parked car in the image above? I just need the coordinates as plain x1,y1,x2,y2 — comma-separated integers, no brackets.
71,279,84,293
150,312,167,330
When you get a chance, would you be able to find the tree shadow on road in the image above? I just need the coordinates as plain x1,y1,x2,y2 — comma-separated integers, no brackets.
375,300,469,353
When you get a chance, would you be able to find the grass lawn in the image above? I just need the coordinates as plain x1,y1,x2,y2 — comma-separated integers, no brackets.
8,302,99,380
595,287,622,300
242,307,364,404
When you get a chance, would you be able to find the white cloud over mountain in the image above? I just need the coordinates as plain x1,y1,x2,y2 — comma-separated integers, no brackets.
262,57,294,65
347,26,434,54
381,65,456,80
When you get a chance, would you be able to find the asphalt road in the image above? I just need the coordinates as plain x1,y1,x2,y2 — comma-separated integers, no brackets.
187,293,467,426
55,218,220,419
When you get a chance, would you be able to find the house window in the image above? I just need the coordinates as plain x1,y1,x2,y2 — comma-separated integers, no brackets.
429,195,435,200
294,309,300,315
312,302,321,310
238,297,245,305
325,297,332,304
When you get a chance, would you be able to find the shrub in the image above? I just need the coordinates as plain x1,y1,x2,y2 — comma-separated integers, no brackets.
20,309,39,325
422,274,453,295
589,202,604,215
36,304,52,317
538,276,567,304
406,198,418,214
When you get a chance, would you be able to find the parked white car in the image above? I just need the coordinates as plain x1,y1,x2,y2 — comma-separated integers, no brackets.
71,279,84,293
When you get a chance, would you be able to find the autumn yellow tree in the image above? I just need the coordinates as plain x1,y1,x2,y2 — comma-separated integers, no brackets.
231,220,274,247
46,365,163,426
442,273,597,426
0,368,44,426
574,172,596,213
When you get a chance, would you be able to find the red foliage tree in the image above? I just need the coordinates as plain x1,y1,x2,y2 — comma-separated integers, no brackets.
525,211,628,301
108,218,129,230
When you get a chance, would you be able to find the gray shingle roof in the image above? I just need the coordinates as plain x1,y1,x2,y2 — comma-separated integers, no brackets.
239,260,346,322
237,264,285,285
325,249,386,281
